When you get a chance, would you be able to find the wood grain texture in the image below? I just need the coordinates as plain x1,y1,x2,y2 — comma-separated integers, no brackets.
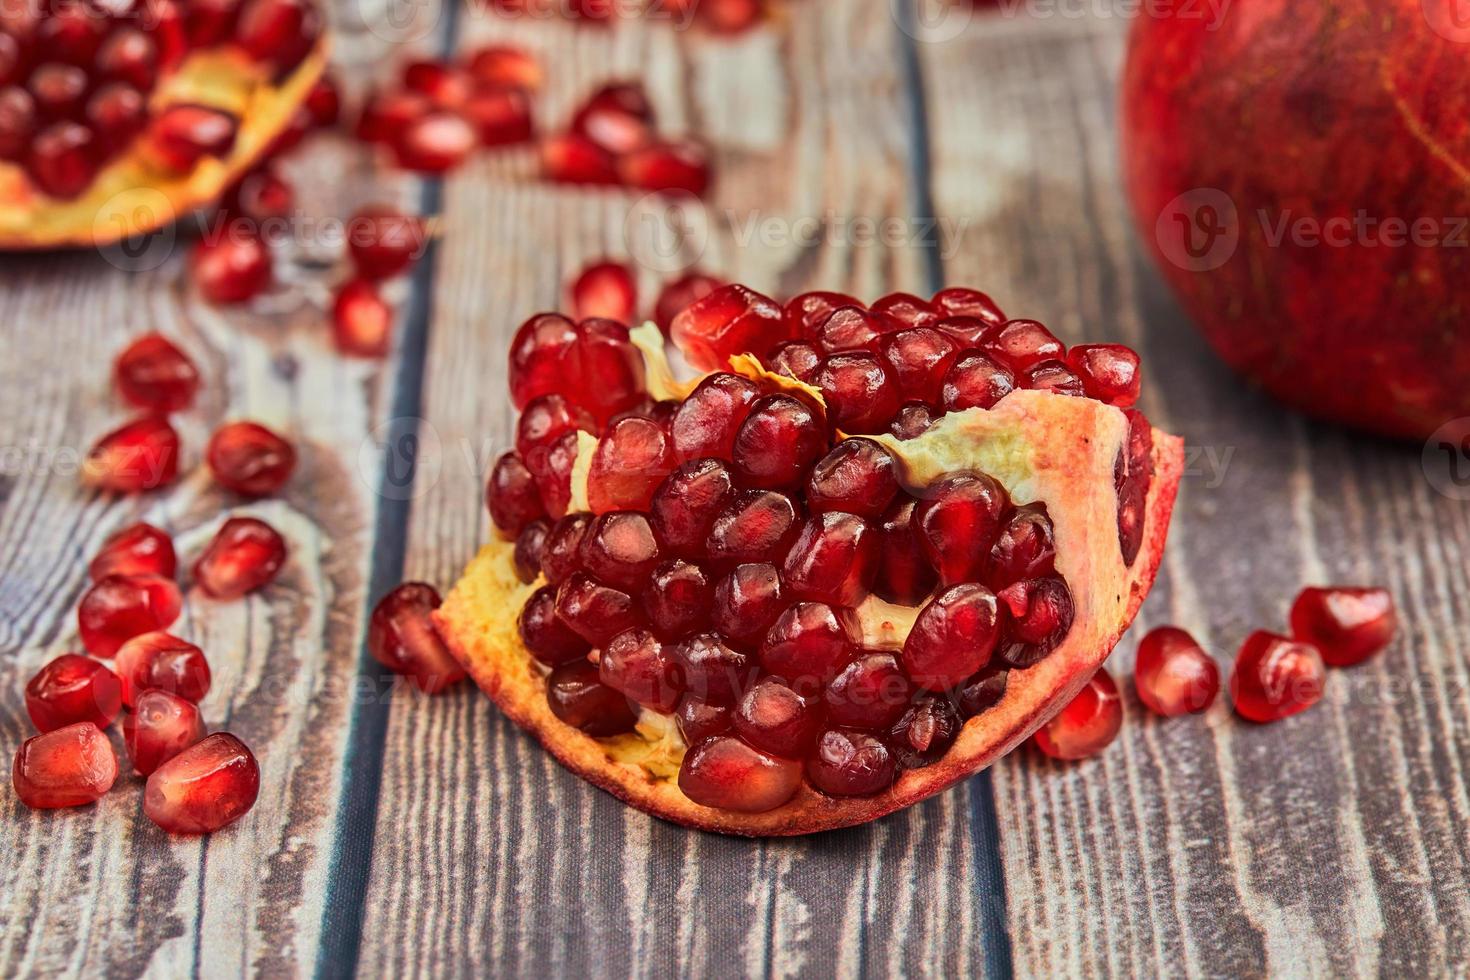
917,8,1470,976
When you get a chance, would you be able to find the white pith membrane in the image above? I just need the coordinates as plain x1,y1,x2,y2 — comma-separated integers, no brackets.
437,324,1183,835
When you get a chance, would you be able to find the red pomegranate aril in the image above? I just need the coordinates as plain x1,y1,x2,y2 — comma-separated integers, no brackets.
148,104,238,172
706,489,801,568
28,121,97,199
734,678,821,758
191,229,272,305
206,421,296,498
880,327,960,405
1116,408,1155,567
124,690,205,776
934,315,997,348
642,560,712,640
874,497,937,605
710,562,787,645
1230,631,1327,723
620,139,712,197
890,696,961,769
347,206,427,280
0,87,37,162
732,394,828,490
579,512,661,591
983,319,1065,372
672,633,753,705
28,63,87,119
13,723,117,809
806,728,896,797
806,438,899,520
540,513,592,585
144,733,260,834
601,627,681,712
90,522,177,582
82,416,181,493
649,458,736,558
997,577,1075,666
564,317,648,427
25,654,122,733
670,284,789,372
332,279,394,357
223,169,294,223
587,417,676,514
185,0,239,48
86,83,145,153
78,574,183,658
813,352,901,435
555,573,643,647
872,292,939,329
96,29,157,91
1033,668,1123,760
902,584,1000,691
39,8,105,64
1021,359,1086,397
518,585,591,666
356,89,430,144
571,81,655,154
1289,587,1397,668
932,286,1005,324
368,583,465,694
654,272,722,335
488,451,546,535
466,44,542,90
768,340,822,384
941,352,1015,412
402,59,470,107
236,0,320,74
825,653,911,731
513,519,551,583
760,601,857,686
957,667,1009,718
678,735,802,813
517,394,594,466
393,110,476,173
671,372,761,463
193,516,288,599
1068,344,1142,407
890,403,935,440
914,473,1007,586
785,292,860,339
305,74,340,127
814,306,894,354
114,631,211,706
1134,626,1219,717
0,37,17,90
114,333,200,413
782,512,878,607
676,696,732,744
547,660,639,736
987,504,1057,587
569,260,636,323
541,132,619,185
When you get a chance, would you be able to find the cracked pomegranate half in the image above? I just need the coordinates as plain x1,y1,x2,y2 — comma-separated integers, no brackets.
437,285,1183,835
0,0,329,249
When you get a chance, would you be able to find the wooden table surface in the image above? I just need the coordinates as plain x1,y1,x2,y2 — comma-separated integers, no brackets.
4,2,1469,976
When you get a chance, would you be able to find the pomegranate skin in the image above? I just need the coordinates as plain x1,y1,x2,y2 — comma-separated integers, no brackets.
1122,3,1470,439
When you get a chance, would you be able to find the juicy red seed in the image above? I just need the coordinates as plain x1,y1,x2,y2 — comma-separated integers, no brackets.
347,206,427,280
814,306,895,354
781,512,878,607
114,333,199,413
941,352,1015,412
1134,626,1219,717
223,168,294,222
653,272,722,336
206,421,296,498
806,438,898,520
987,504,1056,588
27,120,98,199
487,451,546,535
932,287,1006,324
0,87,37,162
82,416,181,493
902,583,1000,691
670,284,789,372
579,512,661,591
879,327,959,405
569,260,637,323
518,585,591,665
25,654,122,733
649,458,736,558
641,560,712,640
670,633,753,705
982,319,1065,372
464,85,535,146
513,519,551,584
767,340,822,383
1067,344,1141,407
148,104,239,172
517,394,594,466
734,678,822,758
996,577,1076,667
465,44,542,90
565,317,649,428
732,394,828,490
871,292,939,328
1022,359,1086,397
305,74,341,126
760,601,857,686
958,668,1009,717
541,132,620,185
29,62,87,118
678,735,802,813
706,489,801,568
587,417,677,514
824,653,911,731
874,497,937,605
914,473,1007,586
890,403,935,440
1230,631,1327,723
540,513,592,585
191,229,272,305
890,696,961,769
670,372,761,463
619,139,713,197
392,110,476,173
235,0,320,73
676,696,732,744
934,315,997,348
369,583,466,694
86,83,145,152
41,9,107,63
193,516,288,600
813,352,901,435
528,431,579,520
355,89,430,144
12,723,117,809
332,279,393,357
571,81,655,154
90,522,176,582
402,59,470,107
144,732,260,834
554,573,643,647
1115,408,1154,566
710,563,787,645
806,729,896,797
78,574,183,658
1289,587,1397,668
1034,668,1122,760
124,690,205,776
114,631,211,706
785,291,861,340
601,627,681,712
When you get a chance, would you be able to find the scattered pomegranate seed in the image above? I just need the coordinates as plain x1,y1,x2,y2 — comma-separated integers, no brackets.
82,416,181,492
670,284,788,371
587,417,676,513
25,654,123,733
147,104,239,173
113,333,200,413
347,206,427,280
572,81,655,154
89,522,177,582
569,260,637,323
369,582,466,694
902,584,1000,691
462,86,534,146
653,272,722,335
1229,631,1327,723
1133,626,1219,717
305,73,341,127
678,735,802,812
114,631,212,706
541,132,619,185
465,44,542,91
601,627,681,711
78,574,183,658
806,728,896,797
123,690,206,775
191,228,272,305
223,168,294,223
193,516,288,599
546,660,638,736
13,723,117,809
143,733,260,834
619,139,712,197
913,474,1006,586
332,279,394,357
402,59,470,108
1289,587,1397,667
1033,668,1123,760
356,89,430,144
206,421,296,497
393,110,477,173
1067,344,1141,407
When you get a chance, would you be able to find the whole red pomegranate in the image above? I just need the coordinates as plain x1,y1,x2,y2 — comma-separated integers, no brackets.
1121,1,1470,439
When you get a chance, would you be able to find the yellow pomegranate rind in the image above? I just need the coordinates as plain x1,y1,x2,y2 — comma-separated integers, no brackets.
436,386,1184,836
0,42,329,250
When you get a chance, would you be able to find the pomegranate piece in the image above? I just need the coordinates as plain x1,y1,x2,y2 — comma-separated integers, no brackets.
546,660,638,736
600,627,681,711
1067,344,1142,407
28,121,98,199
873,497,937,605
996,577,1076,667
760,601,857,686
235,0,321,74
393,110,476,173
465,44,543,91
1289,586,1397,667
82,416,181,492
462,86,534,147
206,421,297,497
518,585,591,666
1229,631,1327,723
192,516,288,599
879,327,959,405
781,512,878,607
356,89,430,144
13,723,117,809
671,633,753,705
223,169,294,223
147,104,238,173
768,340,822,383
982,319,1066,372
890,696,961,770
641,560,712,640
571,81,655,154
1021,360,1086,398
123,690,205,776
676,696,732,744
1134,626,1219,717
1033,668,1123,760
513,519,551,584
89,522,176,582
902,584,1000,691
706,489,801,568
824,653,911,731
555,573,643,647
805,438,899,520
114,631,212,706
113,333,200,413
987,504,1057,587
670,372,761,463
889,403,935,440
813,352,901,435
332,280,394,357
78,574,183,658
913,473,1007,586
619,139,712,197
25,654,123,733
678,735,802,813
587,417,676,514
941,352,1015,412
191,229,272,305
732,394,828,490
653,272,722,336
144,733,260,834
347,206,427,280
932,286,1005,324
649,459,736,558
578,512,661,591
734,678,821,758
369,583,466,694
806,729,896,797
670,284,789,372
569,260,637,323
487,452,546,535
540,513,592,585
710,562,787,646
541,132,619,185
871,292,939,329
814,306,895,354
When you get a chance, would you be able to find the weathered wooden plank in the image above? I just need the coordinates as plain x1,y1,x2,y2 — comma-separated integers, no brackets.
917,9,1470,975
